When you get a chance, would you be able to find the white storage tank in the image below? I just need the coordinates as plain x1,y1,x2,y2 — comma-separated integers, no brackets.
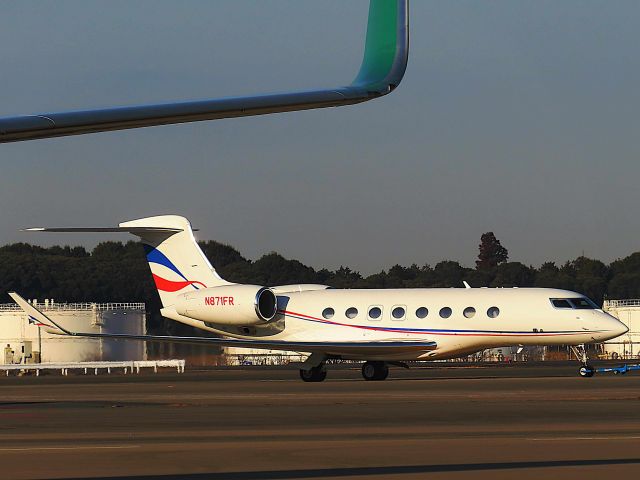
0,300,146,364
602,299,640,360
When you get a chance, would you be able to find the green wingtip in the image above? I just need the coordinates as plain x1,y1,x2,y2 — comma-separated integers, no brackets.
352,0,408,92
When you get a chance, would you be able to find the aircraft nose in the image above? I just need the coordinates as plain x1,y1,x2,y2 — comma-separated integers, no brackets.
604,314,628,339
614,319,629,337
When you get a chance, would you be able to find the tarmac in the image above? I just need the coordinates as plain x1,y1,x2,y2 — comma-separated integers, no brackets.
1,363,640,479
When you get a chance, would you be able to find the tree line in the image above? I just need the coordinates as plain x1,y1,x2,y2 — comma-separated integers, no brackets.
0,233,639,333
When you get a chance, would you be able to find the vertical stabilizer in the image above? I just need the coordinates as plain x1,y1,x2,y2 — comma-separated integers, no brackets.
24,215,230,307
119,216,230,307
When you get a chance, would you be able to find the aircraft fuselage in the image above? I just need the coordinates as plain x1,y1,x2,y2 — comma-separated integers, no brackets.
169,287,627,361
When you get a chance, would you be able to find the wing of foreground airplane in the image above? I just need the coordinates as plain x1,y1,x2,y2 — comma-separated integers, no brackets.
0,0,408,144
8,292,436,356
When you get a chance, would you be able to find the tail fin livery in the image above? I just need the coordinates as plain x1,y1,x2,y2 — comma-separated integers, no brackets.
24,215,230,307
120,216,230,306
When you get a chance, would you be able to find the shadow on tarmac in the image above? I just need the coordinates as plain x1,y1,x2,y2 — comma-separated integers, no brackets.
53,458,640,480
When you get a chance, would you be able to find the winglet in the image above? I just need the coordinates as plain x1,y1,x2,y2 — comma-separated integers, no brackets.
8,292,69,335
352,0,409,93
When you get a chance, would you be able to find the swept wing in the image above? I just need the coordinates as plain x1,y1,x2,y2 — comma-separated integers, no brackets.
0,1,408,143
8,292,436,357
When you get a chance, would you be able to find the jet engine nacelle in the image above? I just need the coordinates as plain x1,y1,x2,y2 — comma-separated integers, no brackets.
175,285,278,326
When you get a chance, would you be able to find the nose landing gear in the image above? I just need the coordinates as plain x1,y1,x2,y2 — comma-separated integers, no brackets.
579,365,595,378
361,361,389,381
571,345,594,377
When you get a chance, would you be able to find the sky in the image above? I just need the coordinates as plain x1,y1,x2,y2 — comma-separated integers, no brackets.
1,0,639,275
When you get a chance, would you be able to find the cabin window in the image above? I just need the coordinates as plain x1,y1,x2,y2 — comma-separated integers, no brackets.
487,306,500,318
416,307,429,319
368,306,382,320
322,307,335,319
551,299,572,309
391,306,406,320
439,307,452,318
463,307,476,318
345,307,358,319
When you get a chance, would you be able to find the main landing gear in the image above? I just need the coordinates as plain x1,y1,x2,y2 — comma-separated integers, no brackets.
299,353,328,382
361,361,389,381
298,354,394,382
571,344,594,378
299,365,327,382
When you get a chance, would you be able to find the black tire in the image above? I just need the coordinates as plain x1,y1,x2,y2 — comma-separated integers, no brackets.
376,363,389,380
299,366,327,382
362,361,389,381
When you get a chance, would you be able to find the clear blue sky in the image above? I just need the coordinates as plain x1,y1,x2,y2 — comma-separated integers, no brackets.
1,1,639,274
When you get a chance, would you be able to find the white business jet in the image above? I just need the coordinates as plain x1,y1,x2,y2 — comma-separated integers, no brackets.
9,215,628,381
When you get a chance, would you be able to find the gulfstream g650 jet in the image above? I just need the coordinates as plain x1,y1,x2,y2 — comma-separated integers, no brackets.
0,0,408,143
9,215,628,381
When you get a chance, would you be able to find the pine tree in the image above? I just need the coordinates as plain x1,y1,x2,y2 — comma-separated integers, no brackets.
476,232,508,270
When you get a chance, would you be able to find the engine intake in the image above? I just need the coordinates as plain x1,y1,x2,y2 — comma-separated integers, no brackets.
175,285,278,326
255,287,277,321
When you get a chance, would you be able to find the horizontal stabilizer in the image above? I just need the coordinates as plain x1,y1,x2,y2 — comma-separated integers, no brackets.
23,215,196,236
23,227,182,234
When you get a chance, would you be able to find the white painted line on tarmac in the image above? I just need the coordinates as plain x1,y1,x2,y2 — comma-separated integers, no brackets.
0,445,141,452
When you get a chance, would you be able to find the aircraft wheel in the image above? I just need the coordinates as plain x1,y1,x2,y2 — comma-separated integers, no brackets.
362,361,389,381
299,366,327,382
579,365,594,378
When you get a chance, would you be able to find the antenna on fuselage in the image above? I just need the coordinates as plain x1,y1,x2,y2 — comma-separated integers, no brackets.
463,281,471,289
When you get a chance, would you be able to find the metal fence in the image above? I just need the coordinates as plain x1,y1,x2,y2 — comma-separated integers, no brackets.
1,359,184,376
0,302,145,312
604,299,640,308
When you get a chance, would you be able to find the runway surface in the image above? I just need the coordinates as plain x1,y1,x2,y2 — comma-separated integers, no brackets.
1,363,640,479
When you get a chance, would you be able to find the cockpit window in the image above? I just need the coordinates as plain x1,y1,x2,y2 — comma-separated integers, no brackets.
568,297,598,309
550,297,598,309
551,299,572,309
